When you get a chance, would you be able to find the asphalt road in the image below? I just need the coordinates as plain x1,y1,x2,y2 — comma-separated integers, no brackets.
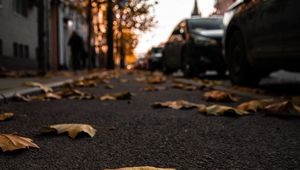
0,71,300,170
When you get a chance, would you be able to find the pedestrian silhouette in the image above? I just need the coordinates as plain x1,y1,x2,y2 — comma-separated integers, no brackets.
68,31,84,71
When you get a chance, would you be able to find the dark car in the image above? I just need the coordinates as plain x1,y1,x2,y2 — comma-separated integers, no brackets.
147,47,164,71
224,0,300,86
163,16,226,76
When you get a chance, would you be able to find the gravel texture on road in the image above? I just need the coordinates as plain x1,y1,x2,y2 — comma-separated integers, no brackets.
0,74,300,170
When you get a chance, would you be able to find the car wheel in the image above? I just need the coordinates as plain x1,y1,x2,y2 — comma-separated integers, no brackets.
227,31,261,86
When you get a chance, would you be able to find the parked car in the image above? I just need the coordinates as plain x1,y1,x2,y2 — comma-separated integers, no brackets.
147,47,164,71
163,16,226,76
223,0,300,86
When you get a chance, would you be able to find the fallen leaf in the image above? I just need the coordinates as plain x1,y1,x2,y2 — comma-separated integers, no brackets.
58,89,94,100
171,83,198,91
23,81,53,93
0,134,39,152
43,124,97,139
119,78,129,83
141,86,166,92
203,90,239,102
153,100,205,110
13,93,31,102
73,79,98,87
205,105,251,116
104,166,175,170
0,112,14,121
237,99,275,112
100,91,133,101
105,84,114,89
264,101,300,117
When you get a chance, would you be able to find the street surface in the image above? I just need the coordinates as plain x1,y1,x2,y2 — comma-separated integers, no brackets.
0,70,300,170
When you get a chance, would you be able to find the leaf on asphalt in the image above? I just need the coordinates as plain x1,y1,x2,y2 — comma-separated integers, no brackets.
204,105,251,116
141,86,166,92
0,134,39,152
146,75,166,84
43,124,97,139
58,89,94,100
171,83,198,91
264,101,300,117
153,100,205,110
104,166,175,170
105,83,115,89
100,91,133,101
237,99,275,112
119,78,129,83
73,79,98,87
23,81,53,93
203,90,239,102
0,112,14,121
13,93,31,102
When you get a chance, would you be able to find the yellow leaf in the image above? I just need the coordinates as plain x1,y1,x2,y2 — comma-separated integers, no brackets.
171,83,198,91
58,89,94,100
104,166,175,170
43,124,97,139
119,78,129,83
153,100,205,110
23,81,53,93
0,134,39,152
13,93,31,102
237,99,275,112
141,86,166,92
264,101,300,117
100,92,133,101
205,105,251,116
203,90,239,102
0,112,14,121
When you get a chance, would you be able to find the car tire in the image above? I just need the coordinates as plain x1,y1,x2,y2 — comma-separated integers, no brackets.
226,31,261,86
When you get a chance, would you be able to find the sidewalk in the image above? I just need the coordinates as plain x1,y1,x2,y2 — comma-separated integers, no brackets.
0,72,85,100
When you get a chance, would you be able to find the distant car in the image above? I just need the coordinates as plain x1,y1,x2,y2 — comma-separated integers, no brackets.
148,47,164,71
163,16,226,76
223,0,300,86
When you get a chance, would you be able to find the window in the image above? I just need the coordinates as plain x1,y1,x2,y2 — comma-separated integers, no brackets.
0,0,3,8
0,39,2,56
19,44,23,58
24,45,29,58
13,42,18,57
13,0,28,17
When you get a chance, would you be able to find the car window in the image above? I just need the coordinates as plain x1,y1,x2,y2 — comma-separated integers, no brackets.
188,18,223,31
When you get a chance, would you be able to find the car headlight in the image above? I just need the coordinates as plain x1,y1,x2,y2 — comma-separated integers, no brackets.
193,36,218,46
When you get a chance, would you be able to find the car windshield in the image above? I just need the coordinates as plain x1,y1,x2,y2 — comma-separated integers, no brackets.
188,18,223,32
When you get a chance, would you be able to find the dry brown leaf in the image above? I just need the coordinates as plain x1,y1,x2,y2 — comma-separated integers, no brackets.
153,100,205,110
23,81,53,93
100,92,133,101
171,83,198,91
104,166,175,170
141,86,166,92
13,93,31,102
203,90,239,102
105,84,114,89
119,78,129,83
58,89,94,100
0,112,14,121
205,105,251,116
237,99,275,112
73,79,98,87
43,124,97,139
264,101,300,117
0,134,39,152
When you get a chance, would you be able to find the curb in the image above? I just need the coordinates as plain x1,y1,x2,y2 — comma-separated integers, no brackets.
0,78,75,102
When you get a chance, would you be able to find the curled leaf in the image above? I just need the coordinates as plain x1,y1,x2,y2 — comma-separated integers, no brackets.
171,83,198,91
23,81,53,93
237,99,275,112
73,79,98,87
205,105,251,116
0,134,39,152
141,86,166,92
0,112,14,121
104,166,175,170
153,100,205,110
58,89,94,100
203,90,239,102
264,101,300,117
13,93,31,102
119,78,129,83
43,124,97,139
100,92,133,101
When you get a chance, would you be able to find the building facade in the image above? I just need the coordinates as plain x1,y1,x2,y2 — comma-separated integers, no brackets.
213,0,236,15
0,0,39,70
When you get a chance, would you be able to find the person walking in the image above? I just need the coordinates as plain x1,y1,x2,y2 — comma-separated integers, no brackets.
68,31,84,71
